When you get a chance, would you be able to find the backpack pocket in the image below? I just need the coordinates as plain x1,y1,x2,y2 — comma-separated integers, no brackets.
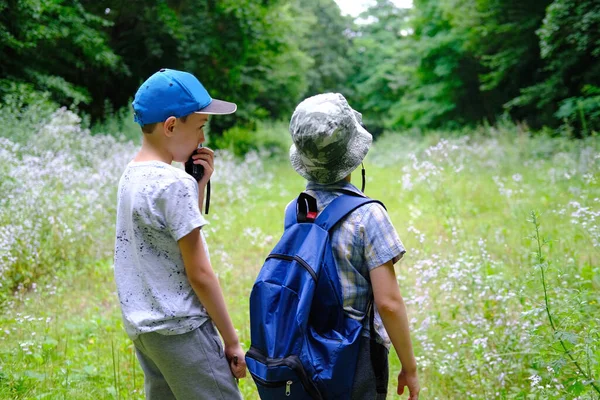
246,347,323,400
251,372,308,399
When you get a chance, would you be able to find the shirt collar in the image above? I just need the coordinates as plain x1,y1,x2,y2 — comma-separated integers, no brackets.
306,180,364,196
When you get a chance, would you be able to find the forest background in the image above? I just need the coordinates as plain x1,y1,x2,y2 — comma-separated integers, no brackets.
2,0,599,141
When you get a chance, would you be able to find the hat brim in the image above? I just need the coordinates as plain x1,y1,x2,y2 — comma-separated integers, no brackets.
290,123,372,185
195,99,237,115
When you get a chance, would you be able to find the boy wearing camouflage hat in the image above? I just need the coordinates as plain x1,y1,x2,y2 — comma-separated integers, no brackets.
288,93,420,399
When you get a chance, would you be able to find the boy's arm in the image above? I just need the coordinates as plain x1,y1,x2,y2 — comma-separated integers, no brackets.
178,228,246,378
370,261,419,399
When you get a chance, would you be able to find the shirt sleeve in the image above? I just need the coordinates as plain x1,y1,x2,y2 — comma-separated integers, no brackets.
359,203,406,270
157,177,207,241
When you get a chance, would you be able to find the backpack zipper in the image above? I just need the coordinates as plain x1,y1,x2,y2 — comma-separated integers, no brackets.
249,373,294,397
266,254,317,281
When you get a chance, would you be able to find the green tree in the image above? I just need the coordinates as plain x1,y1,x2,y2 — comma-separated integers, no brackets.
82,0,312,132
391,0,552,129
345,0,414,133
445,0,552,124
299,0,354,97
0,0,122,106
509,0,600,133
393,0,478,129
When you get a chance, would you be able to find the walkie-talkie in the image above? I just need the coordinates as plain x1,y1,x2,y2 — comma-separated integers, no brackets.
185,145,210,214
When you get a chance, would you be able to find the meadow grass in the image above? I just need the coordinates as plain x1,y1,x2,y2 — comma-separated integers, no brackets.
0,114,599,399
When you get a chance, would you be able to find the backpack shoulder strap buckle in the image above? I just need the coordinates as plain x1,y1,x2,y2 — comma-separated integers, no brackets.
297,192,318,223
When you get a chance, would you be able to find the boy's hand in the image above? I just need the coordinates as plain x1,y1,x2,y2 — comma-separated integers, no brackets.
225,343,247,379
397,368,419,399
190,146,214,187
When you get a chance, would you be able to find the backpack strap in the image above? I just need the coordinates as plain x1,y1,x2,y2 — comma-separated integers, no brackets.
284,193,319,228
286,191,386,230
314,194,385,232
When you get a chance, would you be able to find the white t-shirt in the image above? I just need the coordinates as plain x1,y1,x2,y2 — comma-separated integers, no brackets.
114,160,209,340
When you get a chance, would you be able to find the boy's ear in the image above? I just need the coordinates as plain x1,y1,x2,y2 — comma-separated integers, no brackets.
163,116,177,137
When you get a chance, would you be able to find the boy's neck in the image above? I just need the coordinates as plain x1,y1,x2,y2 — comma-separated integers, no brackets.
134,136,173,164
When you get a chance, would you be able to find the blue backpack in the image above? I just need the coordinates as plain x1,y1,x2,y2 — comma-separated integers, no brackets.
246,192,383,399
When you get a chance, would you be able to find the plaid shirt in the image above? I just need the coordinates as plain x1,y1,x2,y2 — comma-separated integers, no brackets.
304,180,406,348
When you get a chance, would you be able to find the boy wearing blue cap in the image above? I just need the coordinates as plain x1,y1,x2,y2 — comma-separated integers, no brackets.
114,68,245,399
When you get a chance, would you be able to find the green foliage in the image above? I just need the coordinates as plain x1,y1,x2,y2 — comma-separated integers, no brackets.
556,85,600,136
369,129,600,399
450,1,550,91
178,0,312,129
345,0,598,134
511,0,600,134
299,0,354,96
213,120,291,158
89,101,142,144
530,211,600,397
0,0,122,106
79,0,312,132
0,106,136,305
215,125,256,157
383,0,552,130
345,0,414,133
395,0,473,128
0,82,58,143
445,0,551,121
2,0,599,146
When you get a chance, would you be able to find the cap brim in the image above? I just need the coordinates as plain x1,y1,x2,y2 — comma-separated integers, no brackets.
195,99,237,115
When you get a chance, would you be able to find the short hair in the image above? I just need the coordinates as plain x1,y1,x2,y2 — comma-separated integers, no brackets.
141,123,158,134
141,115,188,134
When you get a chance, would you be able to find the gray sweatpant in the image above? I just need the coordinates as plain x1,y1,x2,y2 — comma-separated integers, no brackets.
133,320,242,400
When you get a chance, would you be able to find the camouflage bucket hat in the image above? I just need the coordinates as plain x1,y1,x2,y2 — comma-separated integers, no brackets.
289,93,373,184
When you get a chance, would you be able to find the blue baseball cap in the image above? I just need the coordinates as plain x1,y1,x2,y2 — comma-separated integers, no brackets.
132,68,237,126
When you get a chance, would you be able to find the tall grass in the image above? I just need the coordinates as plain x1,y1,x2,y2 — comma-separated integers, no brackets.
0,108,599,399
0,108,136,306
368,128,600,399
